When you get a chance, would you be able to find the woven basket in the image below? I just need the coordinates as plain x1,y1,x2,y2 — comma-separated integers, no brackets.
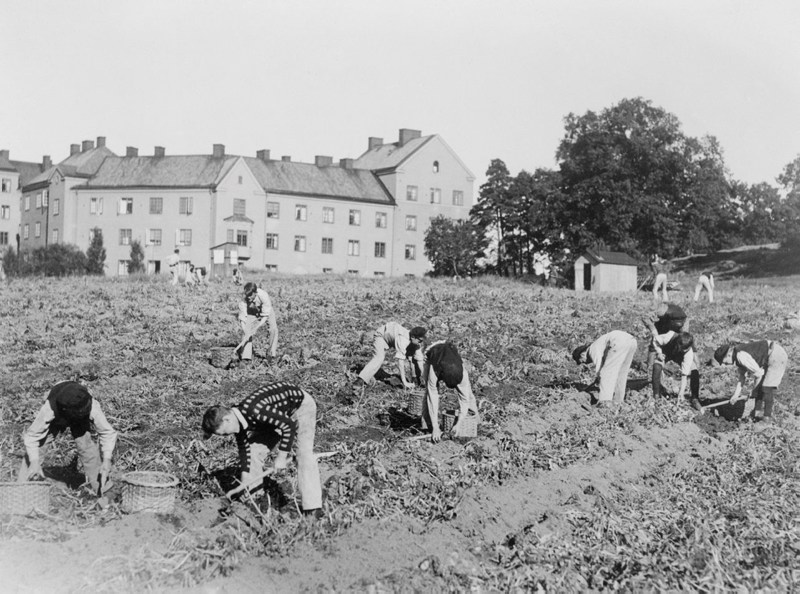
442,409,478,438
122,471,179,513
407,391,425,417
0,482,51,515
210,347,233,369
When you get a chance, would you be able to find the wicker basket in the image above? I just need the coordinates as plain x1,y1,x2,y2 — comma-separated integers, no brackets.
122,471,179,513
442,409,478,438
210,347,233,369
0,481,51,515
407,391,425,417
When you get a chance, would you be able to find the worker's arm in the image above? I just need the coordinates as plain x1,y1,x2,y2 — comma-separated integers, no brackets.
21,402,55,480
425,363,442,443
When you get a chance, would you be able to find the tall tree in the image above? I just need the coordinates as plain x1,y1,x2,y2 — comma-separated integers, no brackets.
423,215,487,277
128,240,146,274
470,159,512,274
86,227,106,275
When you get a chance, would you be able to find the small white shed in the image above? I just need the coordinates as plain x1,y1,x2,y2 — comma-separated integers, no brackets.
574,249,638,293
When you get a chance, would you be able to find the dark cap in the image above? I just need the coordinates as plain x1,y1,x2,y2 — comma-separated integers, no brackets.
409,326,427,340
714,344,731,365
572,345,589,365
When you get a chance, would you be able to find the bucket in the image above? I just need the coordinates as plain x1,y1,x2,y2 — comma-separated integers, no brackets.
407,391,425,417
210,347,233,369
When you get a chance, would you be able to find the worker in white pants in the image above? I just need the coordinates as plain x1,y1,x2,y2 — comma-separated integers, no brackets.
237,282,278,360
572,330,638,405
694,272,714,303
651,255,669,302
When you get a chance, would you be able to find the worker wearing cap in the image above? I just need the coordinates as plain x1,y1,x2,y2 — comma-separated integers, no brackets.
714,340,788,421
18,381,117,495
572,330,638,406
201,381,321,514
420,340,479,443
167,248,180,286
651,255,670,302
644,320,701,409
237,282,278,361
355,322,426,389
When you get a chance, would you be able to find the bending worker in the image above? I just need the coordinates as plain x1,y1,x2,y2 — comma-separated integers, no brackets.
237,282,278,361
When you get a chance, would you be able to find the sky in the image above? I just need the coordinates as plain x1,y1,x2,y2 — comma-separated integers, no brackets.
2,0,799,188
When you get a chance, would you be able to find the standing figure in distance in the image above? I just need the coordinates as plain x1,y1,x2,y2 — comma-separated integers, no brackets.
694,271,714,303
651,255,669,302
420,340,479,443
232,265,243,286
237,282,278,361
202,381,322,514
354,322,426,391
572,330,638,407
18,381,117,496
167,248,180,286
714,340,788,423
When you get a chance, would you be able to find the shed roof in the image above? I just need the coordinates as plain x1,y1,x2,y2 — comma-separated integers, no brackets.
580,249,639,267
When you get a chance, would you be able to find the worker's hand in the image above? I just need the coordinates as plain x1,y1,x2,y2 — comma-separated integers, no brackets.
239,470,255,487
26,460,44,481
273,451,289,472
729,394,740,405
99,459,112,490
403,381,415,389
450,420,462,437
431,427,442,443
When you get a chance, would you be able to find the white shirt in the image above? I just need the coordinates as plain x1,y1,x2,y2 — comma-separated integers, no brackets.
379,322,424,362
652,331,694,376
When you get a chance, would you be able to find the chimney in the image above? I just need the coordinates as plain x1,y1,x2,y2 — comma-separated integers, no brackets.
96,136,106,148
0,150,8,161
212,144,225,158
70,144,80,156
339,158,354,169
154,146,165,157
281,155,291,162
82,140,95,152
42,155,52,169
256,149,271,162
368,137,383,151
126,146,139,157
398,128,421,147
315,155,333,167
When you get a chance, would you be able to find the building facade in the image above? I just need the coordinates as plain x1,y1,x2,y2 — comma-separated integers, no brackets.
0,150,49,253
574,250,639,292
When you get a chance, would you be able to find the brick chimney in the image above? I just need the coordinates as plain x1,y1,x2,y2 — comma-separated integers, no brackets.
212,144,225,158
315,155,333,167
126,146,139,157
42,155,52,169
339,158,354,169
154,146,165,157
70,144,80,156
368,137,383,151
0,150,8,161
96,136,106,148
281,156,291,162
398,128,421,147
81,140,95,152
256,149,271,162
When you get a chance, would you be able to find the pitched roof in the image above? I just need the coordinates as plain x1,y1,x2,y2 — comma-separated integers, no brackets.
244,158,394,204
0,157,45,186
352,135,435,172
581,249,639,267
24,146,117,189
76,155,238,189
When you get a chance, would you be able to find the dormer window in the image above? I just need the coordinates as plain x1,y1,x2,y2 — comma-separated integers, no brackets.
433,160,439,173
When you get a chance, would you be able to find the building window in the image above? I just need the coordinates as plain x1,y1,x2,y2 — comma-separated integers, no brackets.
118,261,130,276
294,235,306,252
53,199,60,215
90,197,103,214
405,244,416,260
349,209,361,226
1,178,10,192
265,264,278,272
226,229,234,243
433,160,439,173
374,271,385,277
266,233,279,250
236,230,248,247
452,190,464,206
374,242,386,258
34,222,41,237
0,205,9,219
323,267,333,274
120,228,132,245
405,215,417,231
179,196,193,215
267,202,280,219
322,207,335,223
375,212,387,228
42,190,49,207
234,199,246,216
406,185,418,201
347,269,359,276
23,224,29,239
148,228,162,246
150,197,163,214
118,197,133,214
51,229,59,243
430,188,441,204
238,175,243,184
0,231,7,245
347,239,360,256
322,237,333,254
36,193,42,209
24,195,30,211
178,229,192,246
295,204,307,221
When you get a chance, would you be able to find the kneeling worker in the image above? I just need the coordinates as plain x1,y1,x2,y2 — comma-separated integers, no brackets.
572,331,638,406
202,381,322,514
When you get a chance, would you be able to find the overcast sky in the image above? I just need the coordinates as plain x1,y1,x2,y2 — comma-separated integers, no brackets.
2,0,798,187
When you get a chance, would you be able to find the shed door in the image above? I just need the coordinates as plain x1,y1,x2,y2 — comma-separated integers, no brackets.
583,264,592,290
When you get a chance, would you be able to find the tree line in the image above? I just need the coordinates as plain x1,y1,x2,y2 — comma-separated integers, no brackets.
425,97,800,277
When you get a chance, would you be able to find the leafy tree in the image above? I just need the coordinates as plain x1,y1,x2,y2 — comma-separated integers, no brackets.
128,240,146,274
424,215,487,277
86,227,106,275
470,159,512,274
